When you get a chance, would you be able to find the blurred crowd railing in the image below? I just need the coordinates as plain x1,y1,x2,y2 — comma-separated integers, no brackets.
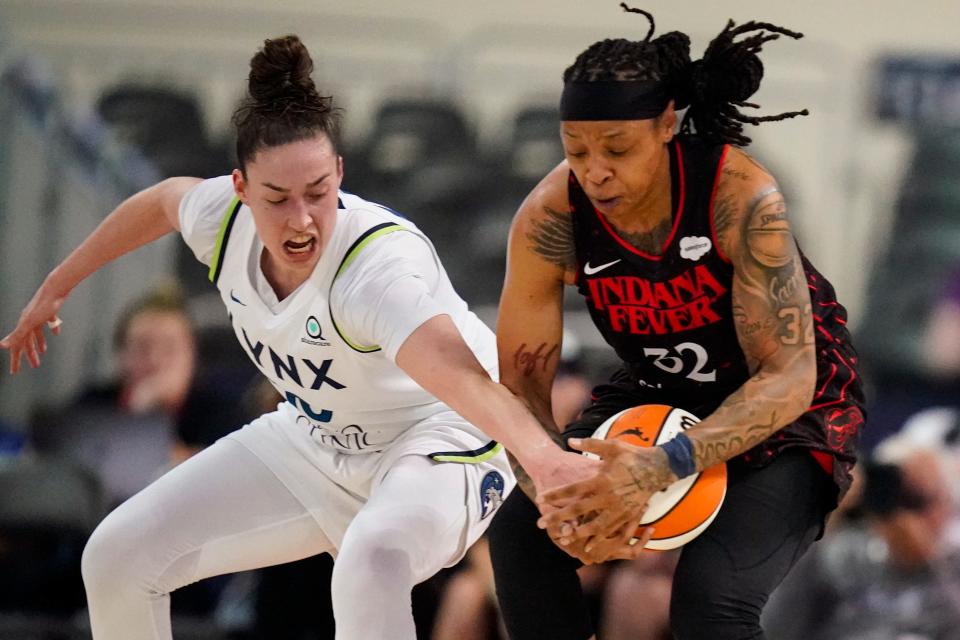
0,43,174,427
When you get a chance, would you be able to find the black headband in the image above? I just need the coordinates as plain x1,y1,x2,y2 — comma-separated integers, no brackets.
559,80,670,121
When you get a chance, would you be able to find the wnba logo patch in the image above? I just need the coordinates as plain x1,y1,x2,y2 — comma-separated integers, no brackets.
480,471,505,520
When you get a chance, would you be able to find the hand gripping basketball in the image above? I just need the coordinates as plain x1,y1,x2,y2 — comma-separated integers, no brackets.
540,405,727,553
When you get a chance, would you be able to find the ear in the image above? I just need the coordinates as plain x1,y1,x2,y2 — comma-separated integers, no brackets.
658,101,678,142
336,155,344,186
232,169,249,205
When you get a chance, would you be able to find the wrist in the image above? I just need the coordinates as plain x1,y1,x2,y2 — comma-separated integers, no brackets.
43,267,74,298
658,433,697,479
517,439,567,478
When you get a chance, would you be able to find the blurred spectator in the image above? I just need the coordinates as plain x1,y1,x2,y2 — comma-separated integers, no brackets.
112,284,196,416
32,284,196,508
764,439,960,640
874,406,960,548
924,268,960,382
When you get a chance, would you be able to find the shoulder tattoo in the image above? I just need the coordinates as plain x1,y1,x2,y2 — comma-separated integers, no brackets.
526,205,576,270
744,191,792,269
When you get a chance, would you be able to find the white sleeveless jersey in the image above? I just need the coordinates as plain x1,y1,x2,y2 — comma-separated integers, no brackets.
179,176,498,453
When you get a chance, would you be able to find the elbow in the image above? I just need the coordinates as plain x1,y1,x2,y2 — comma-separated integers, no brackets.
759,346,817,425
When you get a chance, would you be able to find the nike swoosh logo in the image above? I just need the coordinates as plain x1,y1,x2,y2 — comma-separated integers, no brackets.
583,259,621,275
230,289,247,306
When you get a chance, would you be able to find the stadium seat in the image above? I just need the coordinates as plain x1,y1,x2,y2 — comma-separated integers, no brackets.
0,456,104,616
97,84,228,179
348,97,479,205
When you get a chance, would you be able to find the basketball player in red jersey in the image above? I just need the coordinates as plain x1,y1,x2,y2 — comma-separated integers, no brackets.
487,5,865,639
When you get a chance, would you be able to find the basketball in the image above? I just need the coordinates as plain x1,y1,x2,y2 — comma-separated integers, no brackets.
586,404,727,551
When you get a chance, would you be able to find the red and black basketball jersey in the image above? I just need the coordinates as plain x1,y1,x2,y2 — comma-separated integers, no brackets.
572,137,746,402
569,134,864,493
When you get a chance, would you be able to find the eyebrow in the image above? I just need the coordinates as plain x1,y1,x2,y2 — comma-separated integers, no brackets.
261,173,331,192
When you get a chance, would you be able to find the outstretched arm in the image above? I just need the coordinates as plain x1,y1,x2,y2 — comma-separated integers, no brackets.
396,315,595,497
494,165,582,499
0,177,200,373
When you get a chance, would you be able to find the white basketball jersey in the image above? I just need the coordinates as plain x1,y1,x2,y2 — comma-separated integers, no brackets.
179,177,498,453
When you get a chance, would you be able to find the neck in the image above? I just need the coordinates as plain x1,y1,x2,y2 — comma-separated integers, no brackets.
261,251,314,301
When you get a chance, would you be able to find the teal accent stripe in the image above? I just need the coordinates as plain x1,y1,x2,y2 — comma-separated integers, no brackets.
208,197,242,284
429,441,503,464
329,222,406,353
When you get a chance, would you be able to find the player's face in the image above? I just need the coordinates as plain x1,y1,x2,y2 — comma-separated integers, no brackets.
561,107,676,220
233,133,343,278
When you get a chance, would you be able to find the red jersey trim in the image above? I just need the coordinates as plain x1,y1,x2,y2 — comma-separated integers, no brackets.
709,144,732,264
810,450,834,475
591,140,686,261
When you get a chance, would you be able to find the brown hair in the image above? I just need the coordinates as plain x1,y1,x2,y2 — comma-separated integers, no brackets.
232,35,342,172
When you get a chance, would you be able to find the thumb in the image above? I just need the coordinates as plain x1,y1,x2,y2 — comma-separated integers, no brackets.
567,437,616,458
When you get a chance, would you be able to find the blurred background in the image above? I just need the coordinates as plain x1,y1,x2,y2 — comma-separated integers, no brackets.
1,0,960,638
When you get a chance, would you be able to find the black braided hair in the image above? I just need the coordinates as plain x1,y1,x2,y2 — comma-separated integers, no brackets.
563,4,809,146
232,35,342,172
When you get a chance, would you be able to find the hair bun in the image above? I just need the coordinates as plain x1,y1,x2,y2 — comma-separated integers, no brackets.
698,45,763,105
651,31,692,109
652,31,691,62
247,35,318,105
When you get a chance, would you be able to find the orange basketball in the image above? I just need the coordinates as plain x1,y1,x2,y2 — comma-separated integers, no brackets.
586,404,727,550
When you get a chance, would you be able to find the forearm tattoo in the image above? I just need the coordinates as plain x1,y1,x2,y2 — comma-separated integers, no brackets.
513,342,560,377
526,206,576,270
508,451,538,500
689,186,815,470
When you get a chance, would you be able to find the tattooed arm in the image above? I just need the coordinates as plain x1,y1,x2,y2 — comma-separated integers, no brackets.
498,163,587,499
537,149,816,560
683,148,816,469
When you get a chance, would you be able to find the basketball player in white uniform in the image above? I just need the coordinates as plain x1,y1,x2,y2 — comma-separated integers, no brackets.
0,36,597,640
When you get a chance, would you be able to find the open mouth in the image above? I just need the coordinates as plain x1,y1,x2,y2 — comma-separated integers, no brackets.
284,236,316,255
